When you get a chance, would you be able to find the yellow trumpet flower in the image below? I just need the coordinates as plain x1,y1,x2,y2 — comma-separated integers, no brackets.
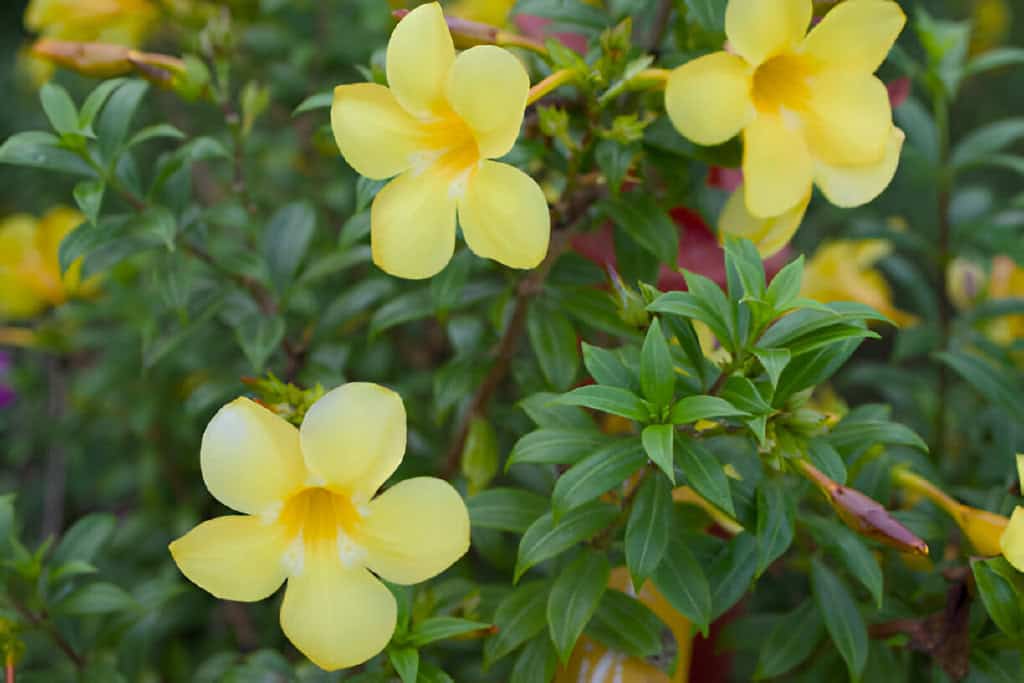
985,255,1024,348
800,239,916,327
331,2,550,279
447,0,517,26
1000,455,1024,572
0,207,97,319
169,383,470,670
25,0,157,46
718,181,809,257
666,0,906,219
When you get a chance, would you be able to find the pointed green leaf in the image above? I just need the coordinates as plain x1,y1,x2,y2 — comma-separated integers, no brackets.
674,436,735,516
548,551,610,661
640,319,675,409
625,474,672,588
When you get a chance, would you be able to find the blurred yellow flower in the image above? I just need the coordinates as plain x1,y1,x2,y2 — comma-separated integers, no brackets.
1000,455,1024,572
985,255,1024,347
970,0,1012,55
0,207,97,319
25,0,157,46
331,2,550,279
666,0,906,220
555,567,692,683
169,383,470,670
447,0,517,25
718,181,808,257
800,239,916,326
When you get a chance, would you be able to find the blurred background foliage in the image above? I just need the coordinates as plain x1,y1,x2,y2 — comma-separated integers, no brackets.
0,0,1022,681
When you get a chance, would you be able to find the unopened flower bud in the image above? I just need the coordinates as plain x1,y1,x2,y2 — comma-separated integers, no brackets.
946,258,986,310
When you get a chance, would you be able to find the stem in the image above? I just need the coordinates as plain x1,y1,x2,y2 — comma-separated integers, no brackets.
892,466,961,519
933,92,953,458
646,0,673,52
9,594,83,670
527,69,578,106
5,656,12,683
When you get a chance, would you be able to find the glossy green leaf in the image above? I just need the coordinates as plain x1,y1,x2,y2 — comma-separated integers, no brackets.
515,502,617,581
586,589,666,658
581,342,635,389
555,385,650,422
625,474,672,588
640,319,676,409
812,559,868,682
552,439,646,517
548,551,610,661
528,300,580,392
652,536,712,632
754,600,824,679
484,581,550,665
755,479,794,576
641,423,675,482
508,428,609,468
407,617,492,648
670,395,747,425
674,436,735,516
467,488,548,534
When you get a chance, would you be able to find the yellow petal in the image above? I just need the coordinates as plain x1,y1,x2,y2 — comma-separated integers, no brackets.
169,515,290,602
803,70,891,165
386,1,455,118
725,0,812,66
719,183,809,257
801,0,906,73
0,215,38,269
458,160,550,269
371,170,457,279
446,45,529,159
362,477,470,584
280,559,396,670
665,52,755,146
299,383,406,500
200,398,308,515
742,114,813,217
331,83,426,180
0,273,46,319
1018,454,1024,487
814,127,905,208
1000,507,1024,572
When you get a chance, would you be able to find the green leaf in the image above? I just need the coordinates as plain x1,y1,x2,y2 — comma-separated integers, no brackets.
674,436,735,516
935,350,1024,416
754,600,825,679
723,237,766,301
293,91,332,115
52,513,116,564
548,551,610,661
972,557,1024,637
648,290,731,352
387,647,418,683
127,123,185,148
263,201,316,293
513,0,610,32
755,479,794,576
603,193,679,265
407,617,492,647
594,139,635,193
468,488,549,534
73,179,105,225
484,581,550,665
555,385,650,422
752,347,791,390
915,7,970,96
641,424,675,482
519,392,597,430
78,78,128,130
766,256,804,312
811,559,868,683
515,502,617,581
826,419,929,455
586,589,666,658
40,82,80,136
233,313,285,372
951,118,1024,168
964,47,1024,78
708,533,758,620
508,428,608,468
528,300,580,392
807,439,847,485
369,290,433,336
552,439,646,517
510,635,558,683
652,536,712,632
625,474,672,588
57,582,137,615
774,339,861,404
0,131,94,175
720,377,773,416
96,79,149,159
640,319,676,409
683,0,727,33
670,395,747,425
581,343,635,389
431,250,471,313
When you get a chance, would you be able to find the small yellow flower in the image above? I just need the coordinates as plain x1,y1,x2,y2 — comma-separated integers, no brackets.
25,0,157,46
0,207,97,319
556,567,692,683
331,2,550,279
718,181,809,257
447,0,517,26
985,255,1024,347
169,383,471,670
800,239,916,327
666,0,906,219
1000,454,1024,572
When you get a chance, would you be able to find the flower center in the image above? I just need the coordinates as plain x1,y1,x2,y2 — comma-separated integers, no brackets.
278,487,367,570
752,54,814,115
417,111,480,197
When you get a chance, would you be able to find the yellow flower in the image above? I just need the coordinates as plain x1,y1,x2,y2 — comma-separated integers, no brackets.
447,0,517,26
331,2,550,279
985,255,1024,347
0,207,97,319
25,0,157,46
800,239,916,327
666,0,906,219
718,181,809,257
169,383,470,670
1000,455,1024,572
556,567,692,683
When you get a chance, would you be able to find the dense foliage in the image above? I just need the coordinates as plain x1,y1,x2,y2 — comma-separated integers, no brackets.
1,0,1023,681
